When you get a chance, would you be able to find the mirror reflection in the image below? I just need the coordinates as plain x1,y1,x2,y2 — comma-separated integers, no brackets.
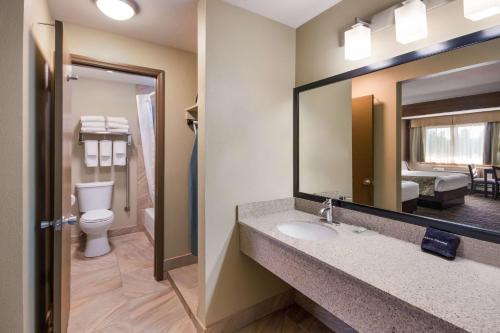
400,61,500,230
298,37,500,233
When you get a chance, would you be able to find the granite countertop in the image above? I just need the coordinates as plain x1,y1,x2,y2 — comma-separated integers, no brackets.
238,209,500,333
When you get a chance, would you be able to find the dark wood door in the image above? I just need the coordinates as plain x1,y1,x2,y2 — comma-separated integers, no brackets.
37,20,73,333
35,38,55,333
352,95,374,206
53,20,73,333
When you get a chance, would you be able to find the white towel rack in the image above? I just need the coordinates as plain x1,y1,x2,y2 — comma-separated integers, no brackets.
78,131,132,146
79,130,132,212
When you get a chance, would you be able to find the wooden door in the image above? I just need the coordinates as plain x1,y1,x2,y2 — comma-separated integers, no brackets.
352,95,374,206
52,20,73,333
35,38,55,333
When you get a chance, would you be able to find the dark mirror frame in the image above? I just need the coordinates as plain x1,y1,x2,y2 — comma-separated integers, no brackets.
294,25,500,244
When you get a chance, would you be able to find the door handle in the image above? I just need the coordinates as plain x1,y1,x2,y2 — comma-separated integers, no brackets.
40,215,77,230
362,179,373,186
66,73,79,81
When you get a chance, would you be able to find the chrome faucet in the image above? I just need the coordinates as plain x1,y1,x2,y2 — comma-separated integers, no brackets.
319,198,339,225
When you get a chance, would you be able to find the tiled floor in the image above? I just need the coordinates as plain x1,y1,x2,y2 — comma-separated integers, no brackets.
68,232,196,333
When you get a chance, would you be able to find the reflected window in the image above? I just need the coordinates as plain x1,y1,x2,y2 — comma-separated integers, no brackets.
424,123,486,164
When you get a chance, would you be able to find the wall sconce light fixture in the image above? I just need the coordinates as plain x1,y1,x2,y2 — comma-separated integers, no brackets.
395,0,428,45
464,0,500,21
345,22,372,61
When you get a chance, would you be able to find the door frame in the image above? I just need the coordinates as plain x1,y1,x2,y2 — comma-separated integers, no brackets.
70,54,166,281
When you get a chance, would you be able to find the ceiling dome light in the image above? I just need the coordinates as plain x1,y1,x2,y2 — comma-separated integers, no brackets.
95,0,138,21
395,0,428,45
464,0,500,21
344,22,372,61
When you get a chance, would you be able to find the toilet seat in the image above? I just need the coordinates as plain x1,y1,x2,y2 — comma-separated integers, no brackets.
81,209,114,223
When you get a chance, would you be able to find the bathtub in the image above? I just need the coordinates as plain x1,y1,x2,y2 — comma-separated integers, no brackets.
144,208,154,240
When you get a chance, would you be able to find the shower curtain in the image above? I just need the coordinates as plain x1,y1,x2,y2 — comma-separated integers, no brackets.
136,94,156,202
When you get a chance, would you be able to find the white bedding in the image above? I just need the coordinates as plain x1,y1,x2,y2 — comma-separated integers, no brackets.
402,170,469,192
401,181,419,202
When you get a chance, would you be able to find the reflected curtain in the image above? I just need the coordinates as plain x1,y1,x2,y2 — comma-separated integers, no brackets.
492,122,500,165
136,94,156,202
484,123,493,165
409,127,424,162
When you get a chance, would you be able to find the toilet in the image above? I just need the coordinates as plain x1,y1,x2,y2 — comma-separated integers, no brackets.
75,181,115,257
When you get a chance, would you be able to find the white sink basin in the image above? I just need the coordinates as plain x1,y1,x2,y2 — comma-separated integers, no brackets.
277,221,337,241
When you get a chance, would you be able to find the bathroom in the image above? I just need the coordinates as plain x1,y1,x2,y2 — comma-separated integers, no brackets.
3,0,500,332
71,65,157,252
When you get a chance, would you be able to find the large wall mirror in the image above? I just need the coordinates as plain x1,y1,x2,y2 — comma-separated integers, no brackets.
294,27,500,243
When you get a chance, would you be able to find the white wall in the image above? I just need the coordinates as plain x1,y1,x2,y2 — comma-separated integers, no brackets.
65,24,197,260
299,80,353,197
198,0,296,326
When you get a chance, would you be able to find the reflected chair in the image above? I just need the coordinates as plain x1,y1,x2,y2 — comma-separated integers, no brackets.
468,164,495,197
493,166,500,200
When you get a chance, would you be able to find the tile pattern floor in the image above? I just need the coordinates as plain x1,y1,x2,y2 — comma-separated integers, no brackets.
68,232,196,333
168,265,334,333
69,232,334,333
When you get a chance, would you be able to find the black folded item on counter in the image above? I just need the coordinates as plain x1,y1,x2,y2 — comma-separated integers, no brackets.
421,227,460,259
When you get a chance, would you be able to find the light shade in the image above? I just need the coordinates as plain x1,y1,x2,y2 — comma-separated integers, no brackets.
344,23,372,61
395,0,428,45
95,0,137,21
464,0,500,21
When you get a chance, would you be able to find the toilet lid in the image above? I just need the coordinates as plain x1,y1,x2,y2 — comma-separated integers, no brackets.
81,209,113,223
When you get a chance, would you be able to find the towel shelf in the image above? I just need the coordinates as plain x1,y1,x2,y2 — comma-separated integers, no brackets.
78,131,132,146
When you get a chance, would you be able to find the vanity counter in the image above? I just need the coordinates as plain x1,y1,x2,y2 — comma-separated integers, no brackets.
238,204,500,333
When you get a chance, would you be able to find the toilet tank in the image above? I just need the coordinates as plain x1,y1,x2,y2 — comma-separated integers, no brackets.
75,181,114,212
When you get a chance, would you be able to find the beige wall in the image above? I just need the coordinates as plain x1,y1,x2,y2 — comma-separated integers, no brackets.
71,78,144,235
296,0,500,86
65,24,197,260
198,0,295,326
299,80,353,197
0,1,26,331
0,0,53,330
296,0,500,211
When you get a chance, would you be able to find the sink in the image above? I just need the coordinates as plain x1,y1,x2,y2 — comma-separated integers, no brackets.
277,221,337,241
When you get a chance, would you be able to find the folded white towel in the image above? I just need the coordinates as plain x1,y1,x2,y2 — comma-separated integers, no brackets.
99,140,112,167
106,122,130,130
84,140,98,167
107,116,129,125
81,121,106,128
113,141,127,166
81,127,107,133
108,128,129,134
81,115,105,122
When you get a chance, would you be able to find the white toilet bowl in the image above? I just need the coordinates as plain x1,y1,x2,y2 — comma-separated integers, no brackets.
79,209,114,257
75,181,115,258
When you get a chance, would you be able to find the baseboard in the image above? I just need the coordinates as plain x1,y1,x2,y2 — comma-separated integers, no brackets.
204,290,295,333
109,225,139,238
71,224,139,244
163,253,198,272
